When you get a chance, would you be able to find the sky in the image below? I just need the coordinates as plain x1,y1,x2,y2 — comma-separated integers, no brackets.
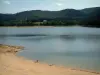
0,0,100,13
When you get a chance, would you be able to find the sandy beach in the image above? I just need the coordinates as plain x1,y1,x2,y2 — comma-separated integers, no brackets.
0,44,100,75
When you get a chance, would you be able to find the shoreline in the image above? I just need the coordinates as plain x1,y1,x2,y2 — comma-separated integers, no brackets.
0,44,100,75
0,25,83,28
0,26,99,29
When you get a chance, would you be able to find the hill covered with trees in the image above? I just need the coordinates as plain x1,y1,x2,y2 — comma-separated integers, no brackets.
0,7,100,27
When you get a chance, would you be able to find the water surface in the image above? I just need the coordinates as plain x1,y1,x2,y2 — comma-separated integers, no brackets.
0,26,100,72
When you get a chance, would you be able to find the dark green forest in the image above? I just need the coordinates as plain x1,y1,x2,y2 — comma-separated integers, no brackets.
0,7,100,27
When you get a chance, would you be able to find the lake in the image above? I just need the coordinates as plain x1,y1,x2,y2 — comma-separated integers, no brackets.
0,26,100,72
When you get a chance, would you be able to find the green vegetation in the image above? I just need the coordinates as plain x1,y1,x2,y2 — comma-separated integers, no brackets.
0,7,100,27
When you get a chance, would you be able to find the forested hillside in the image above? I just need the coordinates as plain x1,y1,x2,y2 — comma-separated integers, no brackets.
0,7,100,27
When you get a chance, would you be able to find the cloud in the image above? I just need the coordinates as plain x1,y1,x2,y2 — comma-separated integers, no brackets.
21,8,29,11
56,3,63,6
22,8,27,10
3,1,11,4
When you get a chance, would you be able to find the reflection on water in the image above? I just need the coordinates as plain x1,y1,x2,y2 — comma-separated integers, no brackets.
0,27,100,72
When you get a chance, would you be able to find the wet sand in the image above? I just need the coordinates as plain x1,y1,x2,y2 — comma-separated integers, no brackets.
0,44,100,75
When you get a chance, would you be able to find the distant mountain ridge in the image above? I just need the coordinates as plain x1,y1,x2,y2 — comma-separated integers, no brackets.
0,7,100,27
